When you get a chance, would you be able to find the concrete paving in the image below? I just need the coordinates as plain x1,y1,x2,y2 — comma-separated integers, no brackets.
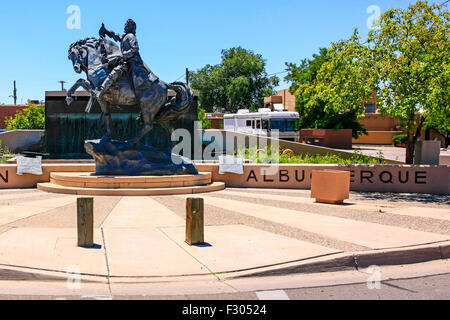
101,197,184,228
103,227,209,277
0,228,107,275
160,225,340,273
176,194,449,249
0,188,448,285
386,207,450,221
216,189,397,212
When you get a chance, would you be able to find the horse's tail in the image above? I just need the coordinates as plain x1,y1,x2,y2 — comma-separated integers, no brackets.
155,82,194,122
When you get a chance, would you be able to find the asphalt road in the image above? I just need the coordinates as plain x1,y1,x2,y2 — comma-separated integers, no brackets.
1,267,448,300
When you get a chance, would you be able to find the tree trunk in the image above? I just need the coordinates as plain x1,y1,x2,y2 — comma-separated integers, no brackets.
405,116,425,165
405,132,415,164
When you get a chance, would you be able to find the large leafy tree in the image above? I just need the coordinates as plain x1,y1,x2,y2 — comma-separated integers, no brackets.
190,47,279,113
367,1,449,163
287,1,449,163
285,41,372,139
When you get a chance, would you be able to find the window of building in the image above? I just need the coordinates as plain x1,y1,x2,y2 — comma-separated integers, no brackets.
365,102,376,114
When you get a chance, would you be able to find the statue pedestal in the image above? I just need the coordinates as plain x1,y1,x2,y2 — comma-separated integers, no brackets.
37,172,225,196
84,138,198,176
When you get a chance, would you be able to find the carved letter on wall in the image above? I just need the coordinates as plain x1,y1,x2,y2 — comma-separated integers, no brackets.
379,171,394,184
295,170,305,182
360,170,374,183
263,171,274,183
0,171,8,184
247,170,258,182
415,171,427,184
279,170,290,183
398,171,409,184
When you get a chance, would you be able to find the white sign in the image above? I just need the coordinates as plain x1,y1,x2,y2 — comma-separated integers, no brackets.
16,156,43,176
219,155,244,175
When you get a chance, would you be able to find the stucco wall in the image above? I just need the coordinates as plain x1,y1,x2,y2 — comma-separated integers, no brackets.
0,130,45,153
196,163,450,195
1,162,448,195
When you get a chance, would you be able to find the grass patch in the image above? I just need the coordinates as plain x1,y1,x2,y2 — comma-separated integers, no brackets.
0,140,14,164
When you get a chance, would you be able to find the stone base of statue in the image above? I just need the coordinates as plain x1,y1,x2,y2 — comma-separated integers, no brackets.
37,136,226,196
84,137,198,176
37,171,225,196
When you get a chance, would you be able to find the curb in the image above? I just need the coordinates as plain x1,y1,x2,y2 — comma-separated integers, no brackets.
1,242,449,282
223,241,450,279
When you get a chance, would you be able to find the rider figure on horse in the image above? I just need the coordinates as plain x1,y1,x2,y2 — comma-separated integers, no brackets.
95,19,158,100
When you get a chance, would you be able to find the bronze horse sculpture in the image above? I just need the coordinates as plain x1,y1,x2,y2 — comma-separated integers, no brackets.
65,31,198,176
66,37,193,145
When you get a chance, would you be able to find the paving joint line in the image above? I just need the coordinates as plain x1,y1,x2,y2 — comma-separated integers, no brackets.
98,196,123,227
155,227,219,280
100,227,112,295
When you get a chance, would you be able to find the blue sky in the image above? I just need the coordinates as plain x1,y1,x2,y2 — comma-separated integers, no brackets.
0,0,434,104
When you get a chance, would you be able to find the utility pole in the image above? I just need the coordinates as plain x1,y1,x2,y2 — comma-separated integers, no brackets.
13,81,17,105
59,81,67,92
186,68,189,86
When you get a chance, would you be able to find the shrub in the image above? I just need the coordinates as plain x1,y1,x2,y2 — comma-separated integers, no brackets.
238,146,385,164
5,104,45,130
392,134,407,146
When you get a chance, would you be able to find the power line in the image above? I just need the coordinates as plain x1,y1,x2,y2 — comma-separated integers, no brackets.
186,70,288,81
268,71,289,77
173,73,186,82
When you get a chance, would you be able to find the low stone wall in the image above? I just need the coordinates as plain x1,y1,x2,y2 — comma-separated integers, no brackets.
0,164,94,189
300,129,353,149
196,163,450,195
0,163,448,195
0,130,45,153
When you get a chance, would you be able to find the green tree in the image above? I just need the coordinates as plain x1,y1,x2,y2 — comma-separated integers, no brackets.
367,1,449,163
285,45,370,139
5,104,45,130
197,107,211,129
191,47,279,113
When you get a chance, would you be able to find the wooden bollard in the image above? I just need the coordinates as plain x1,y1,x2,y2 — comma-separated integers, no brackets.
77,197,94,247
186,198,204,245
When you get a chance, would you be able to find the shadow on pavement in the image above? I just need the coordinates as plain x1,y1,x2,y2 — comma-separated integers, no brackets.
352,192,450,205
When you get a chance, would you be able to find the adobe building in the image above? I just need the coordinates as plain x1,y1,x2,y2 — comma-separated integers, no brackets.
206,113,225,129
0,105,30,129
273,89,296,112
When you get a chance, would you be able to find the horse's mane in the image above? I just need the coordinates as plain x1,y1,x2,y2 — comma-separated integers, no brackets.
68,37,119,59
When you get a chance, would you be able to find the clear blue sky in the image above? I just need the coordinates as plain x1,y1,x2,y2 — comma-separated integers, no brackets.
0,0,435,104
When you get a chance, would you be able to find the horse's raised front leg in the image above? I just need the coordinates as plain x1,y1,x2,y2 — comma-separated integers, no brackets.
66,79,93,106
98,100,114,139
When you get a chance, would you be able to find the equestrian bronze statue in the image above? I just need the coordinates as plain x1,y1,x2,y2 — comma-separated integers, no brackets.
66,19,198,176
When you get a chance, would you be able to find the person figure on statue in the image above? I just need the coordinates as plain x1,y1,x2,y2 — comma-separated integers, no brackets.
95,19,158,100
